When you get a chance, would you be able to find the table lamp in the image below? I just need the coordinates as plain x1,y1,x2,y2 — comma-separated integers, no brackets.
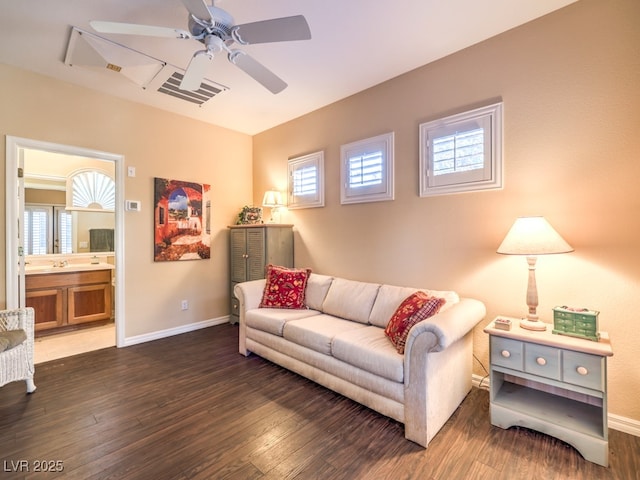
497,216,573,331
262,190,285,223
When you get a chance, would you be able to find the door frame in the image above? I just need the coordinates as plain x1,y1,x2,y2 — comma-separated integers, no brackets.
5,136,126,347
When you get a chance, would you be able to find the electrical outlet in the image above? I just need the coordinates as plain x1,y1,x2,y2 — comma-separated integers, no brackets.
181,300,188,311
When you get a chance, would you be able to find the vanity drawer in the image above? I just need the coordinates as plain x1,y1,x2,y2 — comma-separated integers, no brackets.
563,350,604,391
491,337,523,371
524,343,561,380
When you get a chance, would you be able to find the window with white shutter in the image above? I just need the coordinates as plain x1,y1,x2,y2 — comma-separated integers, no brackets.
341,132,394,204
420,103,503,196
288,151,324,209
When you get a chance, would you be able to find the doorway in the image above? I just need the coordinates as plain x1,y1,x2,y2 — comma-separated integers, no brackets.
5,136,125,354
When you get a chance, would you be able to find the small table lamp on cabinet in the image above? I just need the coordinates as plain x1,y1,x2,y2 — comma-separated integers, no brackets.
497,216,574,331
262,190,285,223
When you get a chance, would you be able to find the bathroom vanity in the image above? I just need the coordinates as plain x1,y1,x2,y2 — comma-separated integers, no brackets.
25,263,114,333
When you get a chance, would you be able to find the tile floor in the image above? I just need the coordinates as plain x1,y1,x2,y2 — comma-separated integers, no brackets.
34,323,116,364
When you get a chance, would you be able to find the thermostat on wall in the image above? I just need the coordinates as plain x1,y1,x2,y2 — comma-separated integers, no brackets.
125,200,141,211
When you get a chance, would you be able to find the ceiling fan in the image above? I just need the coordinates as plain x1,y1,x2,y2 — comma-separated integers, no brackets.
90,0,311,94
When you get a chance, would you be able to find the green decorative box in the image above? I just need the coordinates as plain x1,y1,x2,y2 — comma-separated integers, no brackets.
552,306,600,341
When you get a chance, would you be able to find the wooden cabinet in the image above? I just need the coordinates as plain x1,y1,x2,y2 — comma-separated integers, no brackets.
228,225,294,323
484,318,613,466
26,269,112,333
25,288,64,330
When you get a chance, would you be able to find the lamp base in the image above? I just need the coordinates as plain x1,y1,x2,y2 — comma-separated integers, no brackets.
520,318,547,331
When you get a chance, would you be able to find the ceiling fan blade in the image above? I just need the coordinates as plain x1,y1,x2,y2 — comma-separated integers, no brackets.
90,21,190,39
229,51,287,94
180,0,212,22
181,51,212,91
232,15,311,45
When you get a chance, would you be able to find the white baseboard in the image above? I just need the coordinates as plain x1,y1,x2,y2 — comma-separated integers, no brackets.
471,374,640,437
121,315,230,347
608,413,640,437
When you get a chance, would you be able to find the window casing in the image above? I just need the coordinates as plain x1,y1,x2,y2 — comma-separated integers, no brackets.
341,132,394,204
420,103,503,196
288,151,324,209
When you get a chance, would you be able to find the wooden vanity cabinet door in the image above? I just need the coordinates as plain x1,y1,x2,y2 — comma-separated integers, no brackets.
26,287,65,331
67,271,112,324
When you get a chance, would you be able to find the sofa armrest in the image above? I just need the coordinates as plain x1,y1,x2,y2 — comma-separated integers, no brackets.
234,279,266,356
234,279,266,312
404,298,486,359
402,298,485,446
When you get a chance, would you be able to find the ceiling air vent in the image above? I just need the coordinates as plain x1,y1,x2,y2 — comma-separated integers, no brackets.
156,71,226,106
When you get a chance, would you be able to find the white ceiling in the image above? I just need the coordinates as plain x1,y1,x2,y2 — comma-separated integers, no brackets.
0,0,576,135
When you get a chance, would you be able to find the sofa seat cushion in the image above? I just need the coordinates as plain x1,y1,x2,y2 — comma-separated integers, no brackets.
245,328,405,405
321,278,381,324
283,315,367,355
332,326,404,383
246,308,322,337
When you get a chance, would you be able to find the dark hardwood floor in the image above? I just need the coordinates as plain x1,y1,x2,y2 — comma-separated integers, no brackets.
1,324,638,479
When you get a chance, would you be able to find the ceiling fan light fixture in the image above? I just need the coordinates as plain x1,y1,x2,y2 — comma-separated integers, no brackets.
204,34,225,54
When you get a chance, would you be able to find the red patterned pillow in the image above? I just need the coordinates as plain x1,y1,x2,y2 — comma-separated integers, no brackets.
384,291,446,354
259,265,312,309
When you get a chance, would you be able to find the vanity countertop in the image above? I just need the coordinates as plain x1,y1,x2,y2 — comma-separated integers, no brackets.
25,263,115,275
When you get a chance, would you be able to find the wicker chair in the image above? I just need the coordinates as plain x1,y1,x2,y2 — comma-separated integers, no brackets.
0,307,36,393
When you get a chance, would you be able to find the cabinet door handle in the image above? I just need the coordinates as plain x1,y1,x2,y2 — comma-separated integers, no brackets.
577,366,589,376
501,350,511,358
536,357,547,366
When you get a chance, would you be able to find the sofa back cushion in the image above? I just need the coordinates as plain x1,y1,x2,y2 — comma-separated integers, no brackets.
322,278,381,324
304,273,334,311
369,284,459,328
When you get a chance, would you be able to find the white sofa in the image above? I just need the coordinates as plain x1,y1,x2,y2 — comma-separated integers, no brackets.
234,273,486,448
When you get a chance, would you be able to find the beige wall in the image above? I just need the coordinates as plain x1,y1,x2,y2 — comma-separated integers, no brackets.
0,64,253,337
253,0,640,422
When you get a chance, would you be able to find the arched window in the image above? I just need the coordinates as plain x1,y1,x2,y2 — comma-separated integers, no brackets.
66,170,115,211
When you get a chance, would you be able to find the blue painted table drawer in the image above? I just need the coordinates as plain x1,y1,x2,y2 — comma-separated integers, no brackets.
563,350,604,391
491,337,523,371
524,343,561,380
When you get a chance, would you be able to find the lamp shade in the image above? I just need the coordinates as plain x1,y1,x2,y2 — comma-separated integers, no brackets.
262,190,284,208
497,216,573,256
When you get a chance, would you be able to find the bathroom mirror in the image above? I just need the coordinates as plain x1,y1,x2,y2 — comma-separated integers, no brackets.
23,149,115,255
